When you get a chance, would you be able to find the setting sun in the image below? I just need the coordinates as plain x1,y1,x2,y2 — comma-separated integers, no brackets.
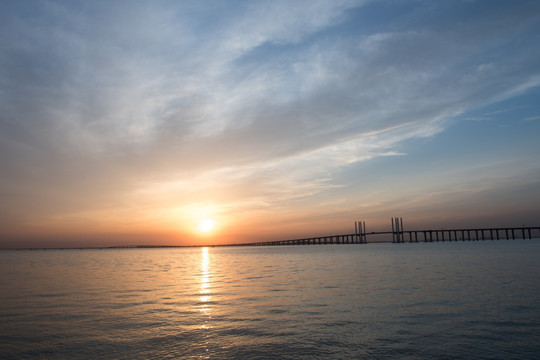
197,219,216,234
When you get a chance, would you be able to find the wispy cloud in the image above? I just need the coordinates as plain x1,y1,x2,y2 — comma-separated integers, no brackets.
464,117,495,122
522,115,540,122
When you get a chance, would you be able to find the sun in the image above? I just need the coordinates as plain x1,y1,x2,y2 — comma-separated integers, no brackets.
197,219,216,234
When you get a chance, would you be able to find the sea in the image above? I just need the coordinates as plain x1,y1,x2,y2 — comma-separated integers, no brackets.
1,240,540,359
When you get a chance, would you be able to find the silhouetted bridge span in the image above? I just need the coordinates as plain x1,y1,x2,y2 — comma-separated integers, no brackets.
227,218,540,246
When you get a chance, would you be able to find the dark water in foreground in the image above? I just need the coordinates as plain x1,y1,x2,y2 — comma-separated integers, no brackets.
1,240,540,359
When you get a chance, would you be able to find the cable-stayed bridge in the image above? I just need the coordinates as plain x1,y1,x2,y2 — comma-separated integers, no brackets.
225,218,540,246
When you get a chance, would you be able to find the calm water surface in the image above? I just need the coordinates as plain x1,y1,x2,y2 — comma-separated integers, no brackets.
1,240,540,359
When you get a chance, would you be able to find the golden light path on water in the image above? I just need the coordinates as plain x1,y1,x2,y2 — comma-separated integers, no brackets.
200,247,211,323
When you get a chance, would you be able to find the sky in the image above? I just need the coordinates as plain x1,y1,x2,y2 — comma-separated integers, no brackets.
1,0,540,248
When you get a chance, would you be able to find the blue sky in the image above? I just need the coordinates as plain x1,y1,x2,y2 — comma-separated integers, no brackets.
1,0,539,247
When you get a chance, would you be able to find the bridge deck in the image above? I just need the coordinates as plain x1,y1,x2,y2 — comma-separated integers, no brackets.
225,226,540,247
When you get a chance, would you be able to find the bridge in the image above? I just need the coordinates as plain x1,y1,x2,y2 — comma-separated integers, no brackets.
226,218,540,246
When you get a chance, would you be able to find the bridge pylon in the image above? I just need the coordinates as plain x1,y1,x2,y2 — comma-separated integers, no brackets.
392,217,405,243
355,220,367,244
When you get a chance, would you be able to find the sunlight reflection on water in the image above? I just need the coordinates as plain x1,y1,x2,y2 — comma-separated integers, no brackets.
200,247,211,315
